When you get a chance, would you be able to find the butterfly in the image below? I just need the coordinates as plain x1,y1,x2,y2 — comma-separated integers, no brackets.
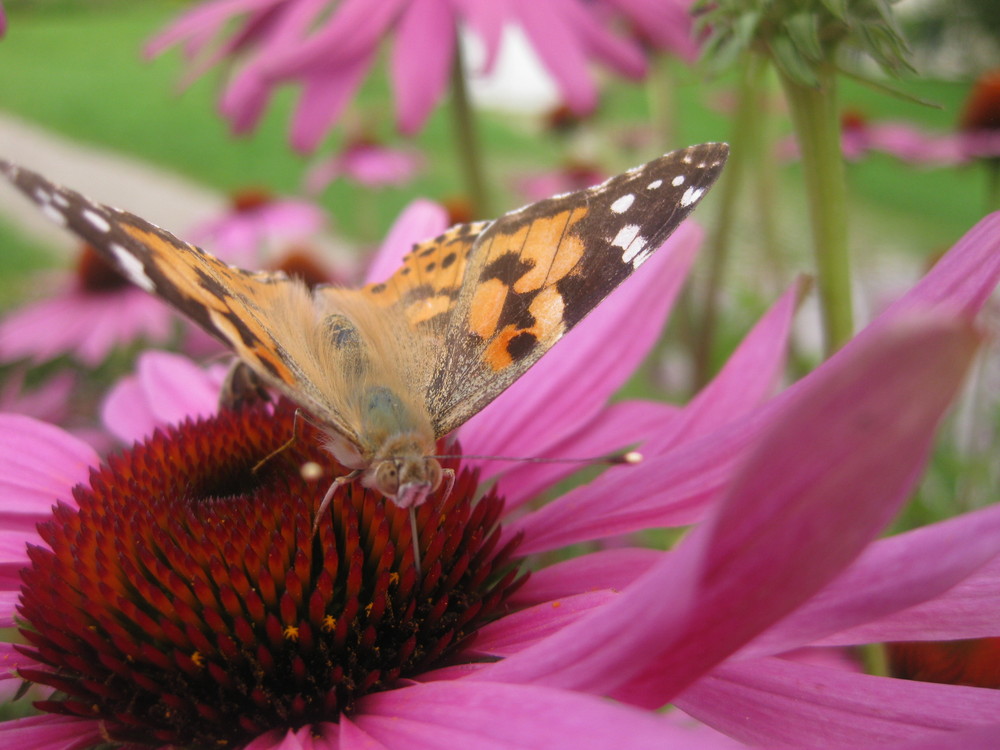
0,143,727,533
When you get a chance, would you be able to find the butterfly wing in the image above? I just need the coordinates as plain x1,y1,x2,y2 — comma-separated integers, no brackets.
423,143,729,437
0,160,364,445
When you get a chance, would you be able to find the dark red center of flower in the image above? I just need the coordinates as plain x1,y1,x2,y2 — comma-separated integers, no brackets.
841,109,868,132
961,69,1000,132
269,246,336,289
17,400,523,747
75,244,130,293
231,187,274,213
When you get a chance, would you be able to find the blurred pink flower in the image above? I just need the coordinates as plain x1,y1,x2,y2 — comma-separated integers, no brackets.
148,0,695,150
778,110,1000,166
306,139,423,193
4,210,1000,747
188,187,328,265
0,246,174,367
514,162,607,202
0,4,7,39
0,370,74,425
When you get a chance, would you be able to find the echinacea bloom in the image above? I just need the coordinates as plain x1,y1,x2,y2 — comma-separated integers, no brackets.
188,188,328,266
148,0,692,150
305,139,423,193
4,212,1000,748
0,245,174,367
513,162,607,202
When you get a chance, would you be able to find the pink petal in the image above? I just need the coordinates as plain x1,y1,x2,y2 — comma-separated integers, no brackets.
146,0,281,57
365,200,450,284
339,715,390,749
263,0,405,77
563,0,647,78
678,657,1000,746
647,280,798,451
0,415,96,525
509,547,661,605
461,221,701,474
244,722,337,749
513,0,599,113
744,503,1000,655
392,0,456,135
481,315,978,705
882,212,1000,321
355,681,742,749
494,400,678,511
291,52,378,153
470,591,618,657
0,714,106,749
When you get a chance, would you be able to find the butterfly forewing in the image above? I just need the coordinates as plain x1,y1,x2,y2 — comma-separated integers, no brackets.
426,142,729,436
0,159,363,443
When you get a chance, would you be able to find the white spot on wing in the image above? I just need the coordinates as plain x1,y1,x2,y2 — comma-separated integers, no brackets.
82,208,111,233
52,193,69,208
647,179,663,190
41,204,66,226
630,247,653,268
671,175,684,187
109,243,155,292
610,194,635,214
680,186,705,207
611,224,641,251
612,224,650,267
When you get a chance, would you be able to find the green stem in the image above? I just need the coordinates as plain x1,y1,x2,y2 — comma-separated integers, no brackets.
450,40,490,219
779,65,853,356
985,159,1000,214
693,53,768,387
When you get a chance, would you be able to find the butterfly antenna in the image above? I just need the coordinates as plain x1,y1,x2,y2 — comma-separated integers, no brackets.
429,449,643,466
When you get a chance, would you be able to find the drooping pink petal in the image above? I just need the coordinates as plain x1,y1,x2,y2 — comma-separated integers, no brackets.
244,721,337,749
512,0,598,113
146,0,281,58
678,657,1000,746
101,352,225,444
467,591,618,658
392,0,456,135
0,414,96,525
364,199,450,284
647,280,798,451
495,400,678,511
0,714,107,749
743,503,1000,656
481,316,979,706
564,0,647,78
290,52,379,153
461,221,702,475
340,715,390,749
262,0,405,77
354,681,744,749
509,547,661,605
881,211,1000,320
823,545,1000,645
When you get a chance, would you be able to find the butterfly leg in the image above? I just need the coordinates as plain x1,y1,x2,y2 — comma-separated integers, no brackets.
312,469,362,536
253,408,306,475
220,361,271,411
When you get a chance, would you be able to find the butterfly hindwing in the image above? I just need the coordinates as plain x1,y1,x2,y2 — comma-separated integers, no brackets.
425,142,729,436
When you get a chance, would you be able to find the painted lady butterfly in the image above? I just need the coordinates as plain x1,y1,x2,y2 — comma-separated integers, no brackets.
1,144,727,527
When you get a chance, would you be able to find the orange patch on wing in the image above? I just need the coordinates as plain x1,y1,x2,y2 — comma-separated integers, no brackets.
468,278,508,337
511,207,588,294
483,327,518,372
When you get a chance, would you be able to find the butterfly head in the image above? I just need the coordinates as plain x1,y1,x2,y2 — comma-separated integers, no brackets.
362,434,443,509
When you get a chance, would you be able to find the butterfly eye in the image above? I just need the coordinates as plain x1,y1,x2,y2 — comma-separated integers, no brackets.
373,460,400,497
